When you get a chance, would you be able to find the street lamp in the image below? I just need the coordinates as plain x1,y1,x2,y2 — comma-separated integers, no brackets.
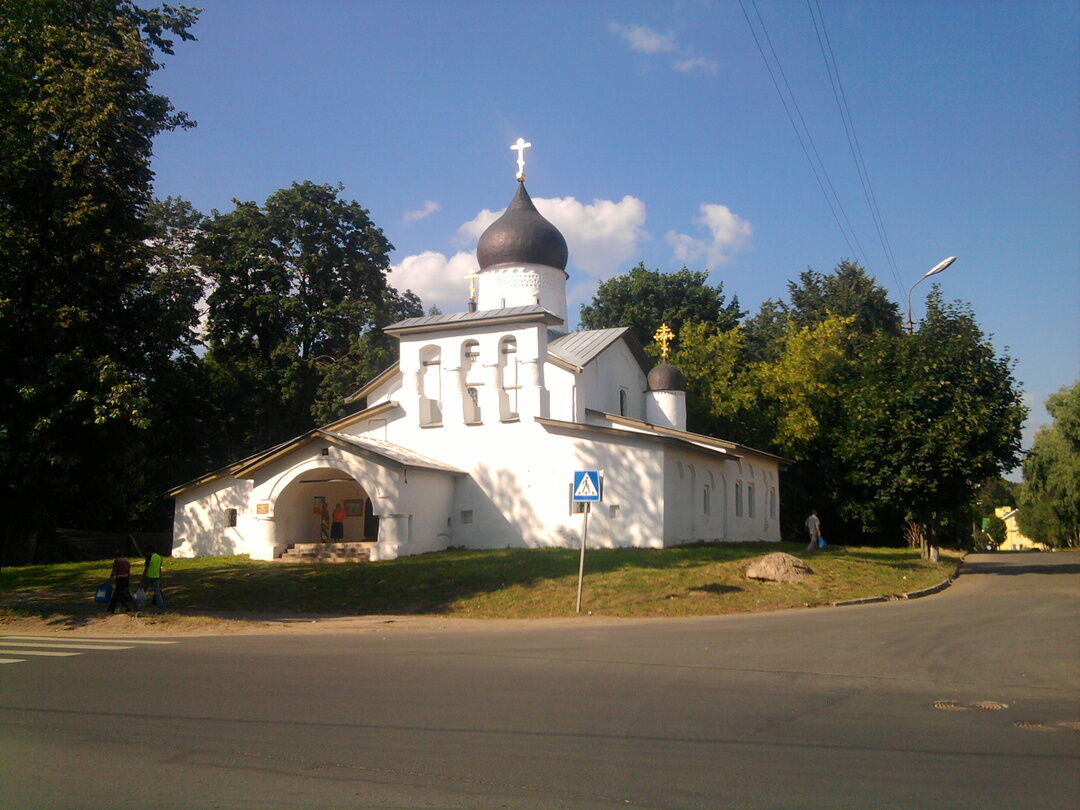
906,256,957,333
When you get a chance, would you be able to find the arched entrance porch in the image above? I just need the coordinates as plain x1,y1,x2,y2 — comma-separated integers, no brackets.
272,467,379,547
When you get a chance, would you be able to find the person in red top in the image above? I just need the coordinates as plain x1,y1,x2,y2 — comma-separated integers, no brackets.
331,502,346,541
106,550,134,614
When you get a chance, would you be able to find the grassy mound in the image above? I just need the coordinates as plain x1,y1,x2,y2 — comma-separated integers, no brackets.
0,543,957,622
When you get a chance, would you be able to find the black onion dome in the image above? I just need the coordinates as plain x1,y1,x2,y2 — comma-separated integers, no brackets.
647,361,686,392
476,182,568,272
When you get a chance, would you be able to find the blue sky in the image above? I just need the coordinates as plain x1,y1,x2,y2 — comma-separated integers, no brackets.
149,1,1079,458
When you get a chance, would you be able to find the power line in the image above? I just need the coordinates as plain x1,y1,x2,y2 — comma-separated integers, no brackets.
738,0,872,272
807,0,904,297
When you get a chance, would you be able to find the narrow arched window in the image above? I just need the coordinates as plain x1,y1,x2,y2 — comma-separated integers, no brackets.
735,481,743,517
462,340,480,383
498,336,518,421
619,388,628,416
465,387,481,424
419,345,442,426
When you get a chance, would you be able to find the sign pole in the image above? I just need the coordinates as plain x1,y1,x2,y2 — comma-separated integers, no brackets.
576,503,590,614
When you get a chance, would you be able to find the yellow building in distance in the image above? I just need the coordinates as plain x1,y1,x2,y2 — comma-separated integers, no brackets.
994,507,1051,551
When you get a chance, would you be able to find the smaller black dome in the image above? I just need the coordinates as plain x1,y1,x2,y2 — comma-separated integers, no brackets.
647,361,686,392
476,182,568,272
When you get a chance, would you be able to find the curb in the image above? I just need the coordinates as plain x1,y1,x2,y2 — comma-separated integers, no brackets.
833,551,968,607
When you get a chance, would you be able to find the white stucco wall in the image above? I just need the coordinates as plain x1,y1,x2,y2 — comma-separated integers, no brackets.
172,478,252,558
173,327,781,561
574,341,647,420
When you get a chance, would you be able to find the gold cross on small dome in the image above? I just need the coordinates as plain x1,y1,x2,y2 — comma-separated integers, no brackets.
654,323,675,360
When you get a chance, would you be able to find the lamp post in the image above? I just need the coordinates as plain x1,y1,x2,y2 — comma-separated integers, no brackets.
906,256,957,333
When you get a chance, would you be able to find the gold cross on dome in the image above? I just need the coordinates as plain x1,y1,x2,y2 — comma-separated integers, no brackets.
653,323,675,360
510,137,531,181
465,270,480,301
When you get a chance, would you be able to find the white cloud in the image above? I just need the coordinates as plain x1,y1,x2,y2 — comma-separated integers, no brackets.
666,203,752,267
388,250,478,309
610,20,718,75
458,195,648,280
673,56,719,75
609,22,678,54
456,209,501,243
403,200,440,222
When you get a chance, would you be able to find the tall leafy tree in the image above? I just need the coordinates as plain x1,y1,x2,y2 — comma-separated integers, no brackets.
198,182,421,462
783,260,902,336
579,263,744,346
836,291,1026,543
0,1,199,559
1018,382,1080,547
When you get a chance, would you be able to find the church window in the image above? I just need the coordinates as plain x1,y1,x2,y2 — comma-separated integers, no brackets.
419,345,442,426
703,486,711,515
460,510,473,524
609,505,620,519
465,387,481,424
498,336,519,421
769,487,777,519
735,482,743,517
224,508,237,528
619,388,628,416
320,447,329,456
462,340,480,383
748,484,756,518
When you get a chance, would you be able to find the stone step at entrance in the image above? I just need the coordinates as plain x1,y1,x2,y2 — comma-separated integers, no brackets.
276,542,372,563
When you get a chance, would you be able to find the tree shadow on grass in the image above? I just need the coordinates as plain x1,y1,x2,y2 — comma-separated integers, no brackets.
1,539,792,619
688,583,743,596
164,543,781,616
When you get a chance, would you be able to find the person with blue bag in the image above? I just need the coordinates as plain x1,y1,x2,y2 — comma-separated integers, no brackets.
106,550,134,613
805,509,822,551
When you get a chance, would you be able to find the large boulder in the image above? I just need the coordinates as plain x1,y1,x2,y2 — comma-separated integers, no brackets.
746,552,814,582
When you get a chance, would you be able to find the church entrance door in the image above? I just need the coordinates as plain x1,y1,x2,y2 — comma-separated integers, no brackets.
272,468,377,546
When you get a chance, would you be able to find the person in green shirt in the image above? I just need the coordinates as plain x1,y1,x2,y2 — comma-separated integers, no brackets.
142,547,166,611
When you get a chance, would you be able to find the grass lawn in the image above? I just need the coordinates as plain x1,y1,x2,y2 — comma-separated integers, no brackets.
0,543,959,622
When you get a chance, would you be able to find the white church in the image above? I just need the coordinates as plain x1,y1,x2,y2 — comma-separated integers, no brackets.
169,144,786,561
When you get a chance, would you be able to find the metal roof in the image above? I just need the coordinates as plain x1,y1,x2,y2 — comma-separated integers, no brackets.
385,305,562,334
548,327,651,373
319,431,465,474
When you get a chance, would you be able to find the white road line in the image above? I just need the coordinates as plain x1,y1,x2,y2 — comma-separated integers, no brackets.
0,635,177,645
0,641,131,651
0,658,26,664
0,650,81,657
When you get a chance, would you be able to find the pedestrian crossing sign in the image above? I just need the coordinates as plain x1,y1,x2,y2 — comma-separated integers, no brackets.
572,470,602,502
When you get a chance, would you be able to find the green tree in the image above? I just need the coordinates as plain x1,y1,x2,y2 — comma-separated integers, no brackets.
670,321,751,438
198,182,421,462
0,1,199,560
742,261,899,365
837,290,1026,546
1018,382,1080,547
784,260,901,335
579,263,744,346
974,477,1020,548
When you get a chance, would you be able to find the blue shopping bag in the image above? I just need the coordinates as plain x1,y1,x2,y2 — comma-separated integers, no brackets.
817,536,827,549
94,583,113,603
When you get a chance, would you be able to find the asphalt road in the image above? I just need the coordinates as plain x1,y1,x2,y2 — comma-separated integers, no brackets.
1,552,1077,808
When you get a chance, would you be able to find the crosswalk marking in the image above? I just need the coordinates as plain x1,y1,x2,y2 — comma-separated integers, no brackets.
0,634,179,667
0,641,132,651
0,639,177,652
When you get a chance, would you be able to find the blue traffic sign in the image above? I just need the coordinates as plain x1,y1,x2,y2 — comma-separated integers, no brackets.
572,470,602,502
